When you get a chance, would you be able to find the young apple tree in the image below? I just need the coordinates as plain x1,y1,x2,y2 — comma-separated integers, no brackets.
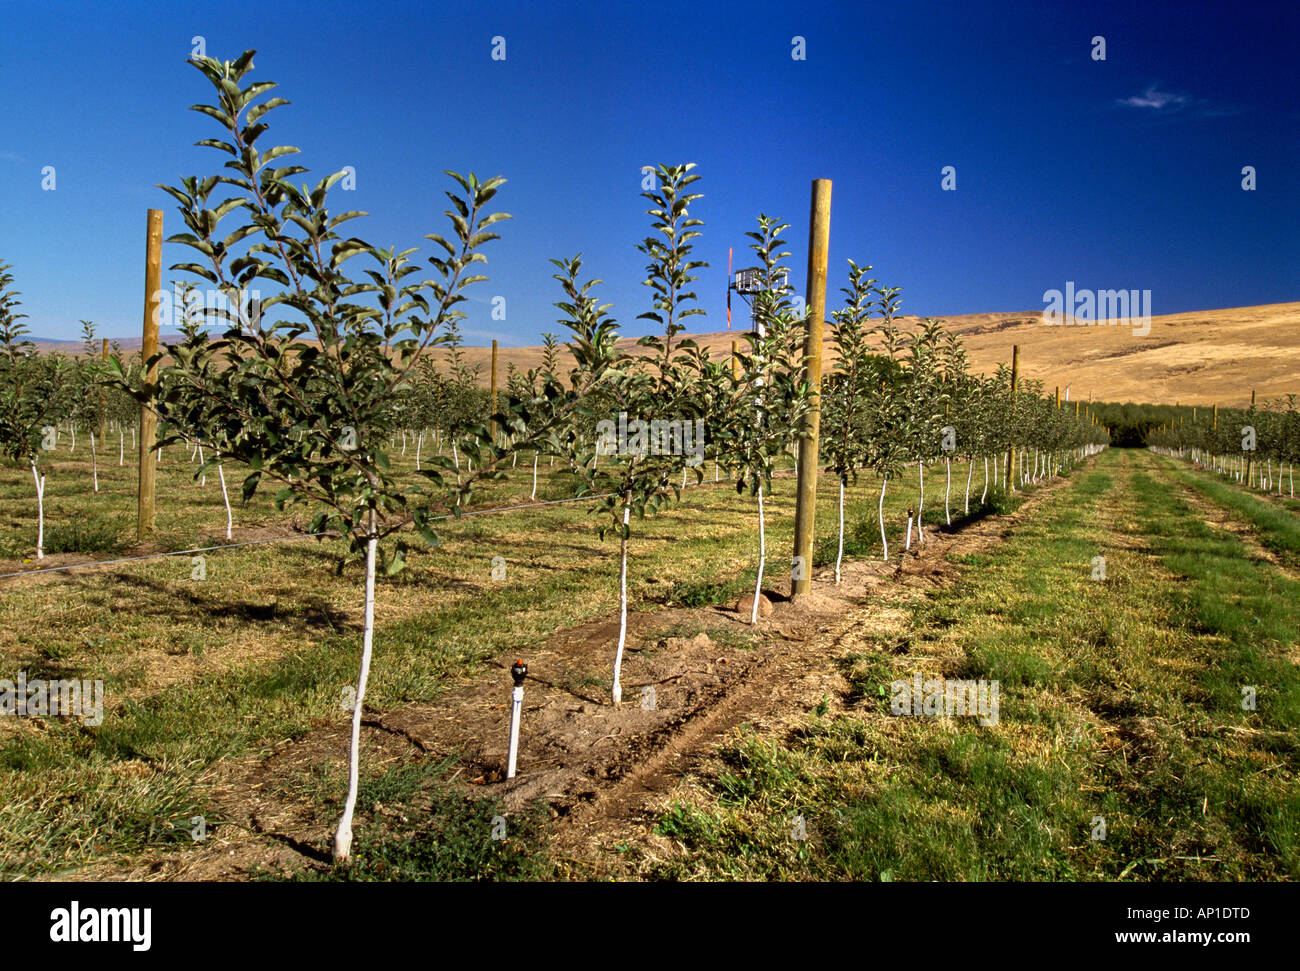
724,215,809,616
0,262,56,559
109,50,579,865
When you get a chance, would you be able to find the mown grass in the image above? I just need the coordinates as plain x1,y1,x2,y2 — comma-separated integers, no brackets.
2,440,1074,877
644,448,1298,881
259,757,556,882
1152,452,1300,568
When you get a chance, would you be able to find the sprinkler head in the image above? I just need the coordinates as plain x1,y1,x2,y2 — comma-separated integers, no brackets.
907,507,914,517
511,659,528,686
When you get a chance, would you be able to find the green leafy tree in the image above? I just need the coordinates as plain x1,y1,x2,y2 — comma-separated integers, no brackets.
108,50,580,864
725,215,809,617
0,262,54,557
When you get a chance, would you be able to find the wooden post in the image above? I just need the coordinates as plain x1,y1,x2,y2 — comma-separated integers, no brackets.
1005,345,1019,490
791,179,831,597
137,209,163,540
1212,403,1217,430
99,337,109,446
1055,385,1060,409
489,338,499,442
731,339,739,380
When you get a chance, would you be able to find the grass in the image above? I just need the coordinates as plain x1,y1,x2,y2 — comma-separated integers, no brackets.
641,448,1298,881
4,440,1081,877
1152,452,1300,568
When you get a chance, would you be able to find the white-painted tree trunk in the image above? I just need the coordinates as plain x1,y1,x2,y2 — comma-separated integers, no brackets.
879,475,889,561
219,464,232,540
964,457,973,515
91,433,99,493
119,428,124,466
31,464,45,559
333,514,379,865
531,454,538,501
612,498,631,705
982,456,989,503
416,431,422,470
944,457,951,525
835,477,845,584
751,485,766,624
916,460,925,542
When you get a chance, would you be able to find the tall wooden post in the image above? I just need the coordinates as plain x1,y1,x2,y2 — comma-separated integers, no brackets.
1005,345,1019,490
99,337,109,445
731,339,739,379
791,179,831,597
138,209,163,540
489,339,499,442
1055,385,1060,409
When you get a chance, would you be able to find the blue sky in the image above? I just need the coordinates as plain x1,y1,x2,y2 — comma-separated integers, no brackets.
1,0,1296,344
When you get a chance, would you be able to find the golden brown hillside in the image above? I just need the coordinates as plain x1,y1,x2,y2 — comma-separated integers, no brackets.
44,302,1298,408
422,301,1300,408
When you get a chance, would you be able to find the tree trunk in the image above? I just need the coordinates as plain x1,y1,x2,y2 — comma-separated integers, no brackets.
32,463,45,560
219,464,232,540
917,459,925,542
751,485,766,624
834,476,845,584
612,496,632,705
333,511,379,865
982,456,989,503
531,454,538,501
878,474,889,561
91,433,99,493
944,457,951,525
964,457,973,515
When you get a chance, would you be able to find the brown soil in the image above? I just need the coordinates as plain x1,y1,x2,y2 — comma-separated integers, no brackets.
49,469,1082,881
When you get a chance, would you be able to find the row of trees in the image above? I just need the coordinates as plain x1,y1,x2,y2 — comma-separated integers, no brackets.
0,274,146,555
1146,397,1299,495
0,50,1109,865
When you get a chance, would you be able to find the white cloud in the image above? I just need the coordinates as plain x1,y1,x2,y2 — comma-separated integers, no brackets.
1118,85,1188,110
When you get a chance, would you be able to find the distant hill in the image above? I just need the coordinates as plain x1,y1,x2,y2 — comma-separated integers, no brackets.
422,301,1300,407
32,303,1298,408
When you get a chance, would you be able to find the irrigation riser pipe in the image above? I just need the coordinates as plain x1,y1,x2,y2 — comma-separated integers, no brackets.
507,659,527,778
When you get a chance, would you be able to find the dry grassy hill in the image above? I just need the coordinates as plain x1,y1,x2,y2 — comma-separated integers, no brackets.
426,301,1300,407
38,302,1299,408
